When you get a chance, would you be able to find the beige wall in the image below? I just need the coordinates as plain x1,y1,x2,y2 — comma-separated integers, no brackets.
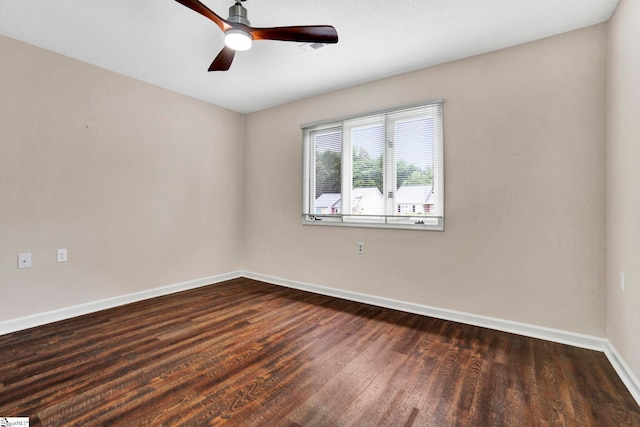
0,36,245,322
244,25,607,336
1,24,611,339
607,0,640,381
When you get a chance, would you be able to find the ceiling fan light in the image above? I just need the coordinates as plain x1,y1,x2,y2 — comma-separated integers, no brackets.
225,29,252,51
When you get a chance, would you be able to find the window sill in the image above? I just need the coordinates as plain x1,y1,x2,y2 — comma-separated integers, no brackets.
302,216,444,231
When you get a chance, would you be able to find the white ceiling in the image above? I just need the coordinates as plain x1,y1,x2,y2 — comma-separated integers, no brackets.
0,0,618,114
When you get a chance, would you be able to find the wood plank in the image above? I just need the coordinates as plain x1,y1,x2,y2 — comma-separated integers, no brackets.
0,277,638,426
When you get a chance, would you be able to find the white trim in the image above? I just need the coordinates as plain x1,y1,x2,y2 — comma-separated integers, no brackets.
605,340,640,406
244,271,640,406
302,216,445,231
0,271,242,336
242,271,606,351
2,270,637,408
300,98,444,129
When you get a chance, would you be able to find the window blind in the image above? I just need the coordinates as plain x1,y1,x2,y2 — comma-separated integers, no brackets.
303,100,444,230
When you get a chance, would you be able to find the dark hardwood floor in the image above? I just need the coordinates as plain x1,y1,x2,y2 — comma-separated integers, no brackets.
0,278,638,426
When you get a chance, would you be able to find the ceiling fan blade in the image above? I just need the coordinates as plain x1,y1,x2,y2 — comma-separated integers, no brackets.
174,0,231,32
249,25,338,44
208,47,236,71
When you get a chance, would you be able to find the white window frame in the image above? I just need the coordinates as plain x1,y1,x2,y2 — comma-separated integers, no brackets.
302,100,444,231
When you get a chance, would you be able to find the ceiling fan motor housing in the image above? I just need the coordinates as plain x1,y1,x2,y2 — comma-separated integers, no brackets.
228,2,250,26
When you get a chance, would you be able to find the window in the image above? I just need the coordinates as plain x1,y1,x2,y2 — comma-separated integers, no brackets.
302,101,444,231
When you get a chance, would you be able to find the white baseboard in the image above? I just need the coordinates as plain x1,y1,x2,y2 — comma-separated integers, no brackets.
242,271,606,351
243,271,640,406
2,270,638,408
0,270,242,336
605,341,640,406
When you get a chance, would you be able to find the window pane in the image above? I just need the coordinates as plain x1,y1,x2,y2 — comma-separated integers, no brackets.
302,100,444,230
312,129,342,215
394,112,437,216
351,124,384,215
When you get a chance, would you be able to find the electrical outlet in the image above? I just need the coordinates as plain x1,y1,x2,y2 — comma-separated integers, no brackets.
357,242,364,254
620,272,625,291
57,248,68,263
18,253,32,269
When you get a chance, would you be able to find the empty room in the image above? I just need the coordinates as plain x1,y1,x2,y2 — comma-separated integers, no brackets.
1,0,639,425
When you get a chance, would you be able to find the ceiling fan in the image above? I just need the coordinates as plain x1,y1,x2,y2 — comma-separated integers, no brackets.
174,0,339,71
